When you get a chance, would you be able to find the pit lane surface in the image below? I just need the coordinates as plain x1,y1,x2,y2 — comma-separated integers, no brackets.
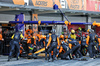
0,55,100,66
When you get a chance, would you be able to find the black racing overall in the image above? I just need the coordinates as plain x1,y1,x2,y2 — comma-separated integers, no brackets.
60,41,72,59
81,36,87,56
68,39,83,58
45,34,50,59
48,34,57,60
81,36,86,46
9,32,21,60
88,33,96,58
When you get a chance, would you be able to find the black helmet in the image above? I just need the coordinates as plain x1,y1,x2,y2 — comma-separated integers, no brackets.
51,29,56,34
89,29,94,33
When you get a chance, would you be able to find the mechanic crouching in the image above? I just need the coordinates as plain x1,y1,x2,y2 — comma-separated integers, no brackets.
68,29,84,60
58,35,72,60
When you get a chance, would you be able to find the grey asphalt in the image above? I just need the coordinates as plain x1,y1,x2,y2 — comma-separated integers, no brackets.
0,55,100,66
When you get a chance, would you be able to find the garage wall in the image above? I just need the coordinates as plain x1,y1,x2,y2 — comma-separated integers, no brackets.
0,14,15,21
25,15,30,21
38,13,62,21
67,16,86,22
0,13,61,21
39,13,62,35
92,17,100,23
64,15,86,22
0,14,30,22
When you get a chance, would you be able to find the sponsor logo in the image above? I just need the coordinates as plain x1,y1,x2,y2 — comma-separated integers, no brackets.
35,1,47,6
70,0,80,9
67,0,81,10
70,5,79,9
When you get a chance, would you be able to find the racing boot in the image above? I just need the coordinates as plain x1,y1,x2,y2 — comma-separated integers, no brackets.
17,56,20,60
33,54,37,59
48,58,53,62
93,56,96,59
8,56,11,61
78,56,87,61
54,57,57,61
45,56,48,60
